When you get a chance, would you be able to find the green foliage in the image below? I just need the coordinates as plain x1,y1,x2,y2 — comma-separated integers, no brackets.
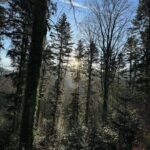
128,0,150,129
51,13,73,61
112,90,142,150
0,92,16,149
86,125,118,150
1,0,149,149
61,125,85,150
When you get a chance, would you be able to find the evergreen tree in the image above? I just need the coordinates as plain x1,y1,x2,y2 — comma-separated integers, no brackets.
129,0,150,129
85,40,100,150
48,13,73,147
69,40,85,127
85,40,99,126
1,0,150,149
61,40,85,150
9,0,32,133
112,90,141,150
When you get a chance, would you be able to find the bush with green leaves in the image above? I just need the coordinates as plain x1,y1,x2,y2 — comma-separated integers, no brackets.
61,125,85,150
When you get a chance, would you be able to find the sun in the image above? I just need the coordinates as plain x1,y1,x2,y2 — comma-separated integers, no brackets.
69,57,79,69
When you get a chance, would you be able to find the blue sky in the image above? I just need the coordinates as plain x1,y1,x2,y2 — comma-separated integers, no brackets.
0,0,139,70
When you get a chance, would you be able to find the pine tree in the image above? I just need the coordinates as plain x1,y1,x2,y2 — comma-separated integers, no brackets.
112,90,141,150
124,36,139,92
130,0,150,129
69,40,85,127
84,40,100,150
1,1,33,135
48,13,73,147
85,40,99,126
136,0,150,128
61,40,85,150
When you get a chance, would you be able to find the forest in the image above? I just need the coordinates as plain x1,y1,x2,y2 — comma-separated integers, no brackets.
0,0,150,149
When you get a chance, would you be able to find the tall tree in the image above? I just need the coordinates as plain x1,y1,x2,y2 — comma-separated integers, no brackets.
124,36,138,92
113,91,140,150
8,0,32,133
70,40,85,127
0,1,34,136
135,0,150,127
0,5,5,49
89,0,131,122
85,40,98,126
49,13,73,146
19,0,48,149
127,0,150,132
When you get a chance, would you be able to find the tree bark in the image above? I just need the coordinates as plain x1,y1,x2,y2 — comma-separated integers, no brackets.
102,53,109,123
14,34,28,132
19,0,47,149
72,64,80,124
85,42,93,126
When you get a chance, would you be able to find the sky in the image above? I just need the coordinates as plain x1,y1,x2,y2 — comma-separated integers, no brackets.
0,0,139,70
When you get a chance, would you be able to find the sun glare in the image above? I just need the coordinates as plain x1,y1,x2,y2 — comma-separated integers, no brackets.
69,58,79,69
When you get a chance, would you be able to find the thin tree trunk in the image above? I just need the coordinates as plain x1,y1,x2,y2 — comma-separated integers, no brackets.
102,57,109,123
85,49,93,126
35,65,46,128
132,54,137,93
145,21,150,126
52,44,62,135
14,34,28,132
72,61,80,126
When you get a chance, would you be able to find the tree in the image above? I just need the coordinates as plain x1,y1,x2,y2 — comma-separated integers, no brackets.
124,36,139,92
6,0,32,133
85,40,99,126
112,88,142,150
69,40,85,127
126,0,150,131
0,5,5,49
133,0,150,128
19,0,48,149
1,0,150,149
48,13,73,147
89,0,131,122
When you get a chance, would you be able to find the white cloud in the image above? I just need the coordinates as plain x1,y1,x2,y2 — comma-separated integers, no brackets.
60,0,88,9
